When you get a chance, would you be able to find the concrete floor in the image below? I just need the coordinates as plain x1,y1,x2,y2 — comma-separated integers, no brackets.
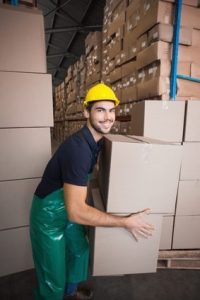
0,268,199,300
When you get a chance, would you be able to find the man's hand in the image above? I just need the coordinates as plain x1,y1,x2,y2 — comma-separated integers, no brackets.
124,209,155,241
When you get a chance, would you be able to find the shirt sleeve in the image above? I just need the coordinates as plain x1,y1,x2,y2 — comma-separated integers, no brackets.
59,138,92,186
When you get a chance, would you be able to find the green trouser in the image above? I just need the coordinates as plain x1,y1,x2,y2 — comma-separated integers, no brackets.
30,188,89,300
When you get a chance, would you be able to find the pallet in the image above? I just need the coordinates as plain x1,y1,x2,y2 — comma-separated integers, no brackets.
157,250,200,270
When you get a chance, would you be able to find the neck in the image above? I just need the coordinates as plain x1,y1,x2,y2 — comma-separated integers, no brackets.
86,121,103,142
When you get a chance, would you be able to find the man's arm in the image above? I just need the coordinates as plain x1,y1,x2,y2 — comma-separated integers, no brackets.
64,183,154,241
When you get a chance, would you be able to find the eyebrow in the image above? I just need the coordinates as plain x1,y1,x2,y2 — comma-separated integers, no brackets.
95,106,115,111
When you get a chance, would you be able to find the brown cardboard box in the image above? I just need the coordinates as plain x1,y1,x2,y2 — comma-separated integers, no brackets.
0,227,34,276
0,179,40,229
137,76,170,100
125,0,141,34
121,60,137,78
109,38,123,60
136,41,171,70
180,142,200,180
192,29,200,47
89,188,163,275
184,101,200,142
0,4,46,73
0,72,53,128
109,66,122,83
121,85,137,102
137,0,174,37
148,23,192,46
98,134,182,214
176,181,200,216
177,78,200,98
0,128,51,181
108,12,126,37
191,63,200,78
130,100,185,142
137,33,148,53
178,62,191,76
123,28,139,49
145,60,172,79
159,215,174,250
181,4,200,29
173,216,200,249
179,45,200,63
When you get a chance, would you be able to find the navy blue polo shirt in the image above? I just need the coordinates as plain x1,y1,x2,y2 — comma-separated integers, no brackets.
35,126,103,198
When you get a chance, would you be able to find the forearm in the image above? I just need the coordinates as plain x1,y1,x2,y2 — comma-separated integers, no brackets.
68,201,126,228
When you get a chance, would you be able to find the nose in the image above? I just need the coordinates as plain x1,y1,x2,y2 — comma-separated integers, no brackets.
104,110,114,121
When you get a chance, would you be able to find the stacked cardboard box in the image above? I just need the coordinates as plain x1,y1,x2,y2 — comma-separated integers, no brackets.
130,100,200,250
173,101,200,249
0,4,53,277
85,31,102,88
88,134,182,275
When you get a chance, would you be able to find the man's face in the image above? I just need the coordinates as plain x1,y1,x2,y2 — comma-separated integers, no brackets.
85,101,116,135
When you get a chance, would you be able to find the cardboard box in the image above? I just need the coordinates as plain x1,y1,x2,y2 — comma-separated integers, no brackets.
184,101,200,142
137,33,148,53
121,85,137,102
136,41,171,70
0,72,53,127
0,227,34,276
0,178,40,230
180,142,200,180
137,76,170,100
121,60,137,78
176,180,200,216
191,63,200,78
148,23,192,46
177,78,200,98
172,216,200,249
98,134,182,214
130,100,185,142
181,4,200,29
192,29,200,47
159,215,174,250
179,45,200,63
123,28,139,49
0,4,46,73
89,188,163,275
109,66,122,83
108,38,123,60
137,0,174,37
0,128,51,181
108,12,126,37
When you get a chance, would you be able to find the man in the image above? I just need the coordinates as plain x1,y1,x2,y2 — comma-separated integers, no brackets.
30,83,154,300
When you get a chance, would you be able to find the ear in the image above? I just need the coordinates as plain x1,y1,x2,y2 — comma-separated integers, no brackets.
83,108,89,119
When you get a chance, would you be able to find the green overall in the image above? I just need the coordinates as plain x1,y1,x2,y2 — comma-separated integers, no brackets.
30,187,89,300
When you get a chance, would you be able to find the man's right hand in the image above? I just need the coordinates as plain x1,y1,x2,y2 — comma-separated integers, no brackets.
124,209,155,241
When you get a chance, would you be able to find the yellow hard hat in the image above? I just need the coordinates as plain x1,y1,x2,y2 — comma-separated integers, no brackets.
83,83,120,107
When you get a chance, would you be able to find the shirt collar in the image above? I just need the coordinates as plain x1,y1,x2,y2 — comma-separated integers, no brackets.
81,125,103,153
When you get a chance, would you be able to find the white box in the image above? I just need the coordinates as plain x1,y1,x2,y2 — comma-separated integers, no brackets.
0,4,46,73
131,100,185,143
180,142,200,180
176,180,200,215
89,188,163,276
0,178,40,229
0,72,53,127
173,216,200,249
0,227,34,277
0,128,51,180
159,215,174,250
99,135,182,214
184,101,200,142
